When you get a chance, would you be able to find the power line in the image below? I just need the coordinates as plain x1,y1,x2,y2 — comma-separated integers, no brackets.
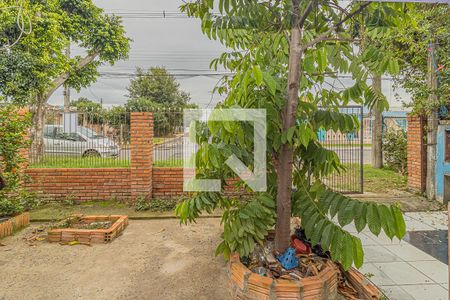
104,10,216,19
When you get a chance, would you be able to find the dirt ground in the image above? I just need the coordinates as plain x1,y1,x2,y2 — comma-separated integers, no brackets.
0,218,228,300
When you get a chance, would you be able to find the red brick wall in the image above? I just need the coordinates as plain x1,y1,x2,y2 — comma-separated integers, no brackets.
25,168,131,201
407,115,427,192
153,168,184,197
152,167,244,197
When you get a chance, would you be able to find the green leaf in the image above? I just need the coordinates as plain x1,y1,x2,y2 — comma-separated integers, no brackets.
263,72,277,95
330,231,343,261
379,204,395,239
341,233,353,270
321,223,334,250
304,55,315,74
253,65,263,85
286,126,295,143
311,218,327,245
391,206,406,239
337,201,355,226
304,213,319,238
352,237,364,269
353,202,367,232
367,204,381,236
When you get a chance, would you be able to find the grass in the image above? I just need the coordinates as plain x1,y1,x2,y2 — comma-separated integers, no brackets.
153,159,183,167
363,164,407,193
28,157,182,168
29,156,130,168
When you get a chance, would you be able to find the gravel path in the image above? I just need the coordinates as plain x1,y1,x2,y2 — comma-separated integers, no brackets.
0,218,228,300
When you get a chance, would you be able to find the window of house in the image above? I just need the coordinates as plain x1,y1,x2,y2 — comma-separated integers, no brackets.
446,130,450,162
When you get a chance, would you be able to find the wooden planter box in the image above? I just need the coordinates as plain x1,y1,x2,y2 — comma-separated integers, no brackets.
47,215,128,244
229,253,338,299
0,212,30,239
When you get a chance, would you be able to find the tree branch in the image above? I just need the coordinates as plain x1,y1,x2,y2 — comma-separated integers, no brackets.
42,52,99,102
300,2,370,52
298,0,317,29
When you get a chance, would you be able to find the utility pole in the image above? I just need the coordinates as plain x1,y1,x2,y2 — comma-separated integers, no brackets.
63,44,71,112
426,41,439,200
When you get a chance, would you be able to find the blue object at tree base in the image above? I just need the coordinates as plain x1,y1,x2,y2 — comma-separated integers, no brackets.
276,247,299,270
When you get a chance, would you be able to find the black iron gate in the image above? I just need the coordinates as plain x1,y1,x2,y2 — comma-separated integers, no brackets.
318,106,364,194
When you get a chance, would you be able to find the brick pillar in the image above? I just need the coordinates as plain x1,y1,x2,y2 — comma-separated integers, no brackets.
130,112,153,201
407,115,427,192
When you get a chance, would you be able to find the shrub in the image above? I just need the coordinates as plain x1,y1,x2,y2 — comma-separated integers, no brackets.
134,196,150,211
0,104,39,217
135,197,180,212
383,129,407,175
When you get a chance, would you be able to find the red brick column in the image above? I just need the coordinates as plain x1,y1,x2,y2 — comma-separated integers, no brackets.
407,115,427,192
130,112,153,201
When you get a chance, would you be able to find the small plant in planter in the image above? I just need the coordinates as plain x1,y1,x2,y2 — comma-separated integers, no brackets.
176,1,406,298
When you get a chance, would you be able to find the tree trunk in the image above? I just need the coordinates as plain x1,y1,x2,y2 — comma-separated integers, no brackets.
426,42,438,200
371,75,383,168
275,0,302,253
28,52,99,163
30,95,46,163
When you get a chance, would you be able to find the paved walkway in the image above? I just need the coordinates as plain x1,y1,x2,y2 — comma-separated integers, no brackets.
349,211,448,300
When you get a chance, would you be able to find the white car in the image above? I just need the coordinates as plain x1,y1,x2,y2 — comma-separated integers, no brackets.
43,125,120,157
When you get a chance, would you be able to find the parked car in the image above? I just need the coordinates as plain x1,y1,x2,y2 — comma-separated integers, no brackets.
43,125,120,158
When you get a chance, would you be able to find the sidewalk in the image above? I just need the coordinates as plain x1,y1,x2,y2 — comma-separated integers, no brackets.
349,211,448,300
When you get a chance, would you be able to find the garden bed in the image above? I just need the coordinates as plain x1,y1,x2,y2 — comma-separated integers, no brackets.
0,212,30,239
47,214,128,243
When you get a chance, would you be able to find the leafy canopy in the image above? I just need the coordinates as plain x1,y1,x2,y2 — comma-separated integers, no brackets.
127,67,191,107
0,0,130,104
176,0,406,270
385,4,449,114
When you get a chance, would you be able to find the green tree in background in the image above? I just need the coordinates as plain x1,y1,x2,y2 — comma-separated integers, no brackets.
0,0,130,161
70,97,104,125
71,97,102,114
127,67,191,107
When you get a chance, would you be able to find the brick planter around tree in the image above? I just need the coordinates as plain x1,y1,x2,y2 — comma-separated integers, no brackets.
229,253,339,299
344,267,382,300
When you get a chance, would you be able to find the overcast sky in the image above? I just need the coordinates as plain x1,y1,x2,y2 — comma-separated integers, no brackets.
48,0,411,110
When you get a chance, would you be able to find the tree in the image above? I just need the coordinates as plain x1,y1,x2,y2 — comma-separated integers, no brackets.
70,97,104,125
127,67,191,107
0,0,130,161
353,7,405,169
176,0,406,270
381,4,449,199
71,97,102,113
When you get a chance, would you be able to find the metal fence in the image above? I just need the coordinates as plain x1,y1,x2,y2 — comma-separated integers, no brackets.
29,109,131,168
152,109,185,167
318,106,364,194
